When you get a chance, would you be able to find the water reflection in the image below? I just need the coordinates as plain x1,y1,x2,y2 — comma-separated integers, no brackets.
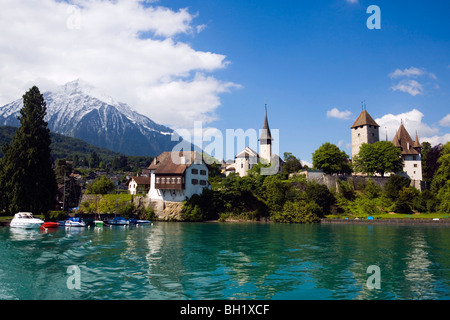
0,222,449,299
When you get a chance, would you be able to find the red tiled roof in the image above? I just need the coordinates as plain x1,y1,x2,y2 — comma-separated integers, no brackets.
148,151,203,174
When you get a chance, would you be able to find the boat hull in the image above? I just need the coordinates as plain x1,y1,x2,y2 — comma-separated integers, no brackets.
10,222,43,229
10,212,44,229
41,222,59,228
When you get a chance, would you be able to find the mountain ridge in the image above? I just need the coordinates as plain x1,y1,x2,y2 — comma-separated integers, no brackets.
0,80,178,156
0,125,122,162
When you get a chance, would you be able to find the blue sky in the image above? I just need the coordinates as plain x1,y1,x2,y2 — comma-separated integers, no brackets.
0,0,449,164
165,0,450,164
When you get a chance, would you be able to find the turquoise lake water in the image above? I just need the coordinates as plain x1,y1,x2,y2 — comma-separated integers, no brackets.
0,222,449,300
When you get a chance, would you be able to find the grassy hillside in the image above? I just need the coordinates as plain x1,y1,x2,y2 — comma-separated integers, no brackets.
0,125,121,161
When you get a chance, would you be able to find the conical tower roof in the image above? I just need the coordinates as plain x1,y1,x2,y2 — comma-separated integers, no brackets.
259,105,272,143
413,131,421,148
392,124,419,155
350,110,380,128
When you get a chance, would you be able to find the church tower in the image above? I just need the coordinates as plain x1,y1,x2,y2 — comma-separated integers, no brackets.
259,105,272,164
350,109,380,160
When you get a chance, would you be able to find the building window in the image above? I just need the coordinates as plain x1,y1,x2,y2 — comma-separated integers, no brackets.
156,177,160,184
413,164,417,168
177,177,181,184
192,179,198,185
413,156,417,160
161,177,165,184
372,133,374,136
358,133,361,137
200,180,207,186
192,169,198,174
171,177,176,184
200,170,206,175
241,163,243,168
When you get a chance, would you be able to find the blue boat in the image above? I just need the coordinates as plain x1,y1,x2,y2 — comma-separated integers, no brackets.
128,219,152,225
105,216,128,226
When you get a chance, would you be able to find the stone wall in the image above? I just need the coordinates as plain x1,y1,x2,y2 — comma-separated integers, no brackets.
147,199,184,221
295,171,424,191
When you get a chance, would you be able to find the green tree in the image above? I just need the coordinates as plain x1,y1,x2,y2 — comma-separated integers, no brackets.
86,175,115,194
422,143,442,185
262,174,288,213
282,152,303,176
436,180,450,213
393,187,416,214
431,142,450,194
0,86,57,214
353,141,403,176
89,151,101,168
304,182,335,216
312,142,352,175
383,174,410,201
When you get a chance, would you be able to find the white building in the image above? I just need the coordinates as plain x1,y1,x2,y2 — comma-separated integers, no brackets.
225,147,259,177
392,123,423,182
147,151,210,202
126,176,151,195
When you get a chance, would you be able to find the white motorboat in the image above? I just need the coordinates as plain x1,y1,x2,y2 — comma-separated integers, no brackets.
59,217,86,227
10,212,44,229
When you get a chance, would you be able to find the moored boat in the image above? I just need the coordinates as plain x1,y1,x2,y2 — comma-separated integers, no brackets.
10,212,44,229
40,221,60,229
105,216,128,226
59,217,86,227
128,219,152,225
95,219,104,227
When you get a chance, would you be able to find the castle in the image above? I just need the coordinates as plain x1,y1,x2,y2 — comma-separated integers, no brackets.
350,109,423,184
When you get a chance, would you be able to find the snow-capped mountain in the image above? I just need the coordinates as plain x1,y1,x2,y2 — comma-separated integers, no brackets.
0,79,178,156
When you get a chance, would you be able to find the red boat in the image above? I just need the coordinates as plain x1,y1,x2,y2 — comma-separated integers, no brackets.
40,222,60,229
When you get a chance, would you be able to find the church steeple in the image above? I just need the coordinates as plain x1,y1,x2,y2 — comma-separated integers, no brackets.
259,104,272,144
259,104,272,163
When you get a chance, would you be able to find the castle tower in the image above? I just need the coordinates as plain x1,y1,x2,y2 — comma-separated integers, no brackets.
392,124,422,182
350,110,380,159
259,105,272,164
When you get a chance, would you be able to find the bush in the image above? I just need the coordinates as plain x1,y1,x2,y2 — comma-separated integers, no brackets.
271,200,321,223
304,182,335,216
393,187,415,214
384,175,410,201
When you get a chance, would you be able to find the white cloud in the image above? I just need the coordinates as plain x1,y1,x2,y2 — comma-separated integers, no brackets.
0,0,238,128
389,67,437,96
375,109,450,146
439,114,450,127
326,108,352,120
391,80,423,96
389,67,437,79
421,134,450,146
345,0,359,3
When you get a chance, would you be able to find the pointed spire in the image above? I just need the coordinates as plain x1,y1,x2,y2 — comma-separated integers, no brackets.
259,104,272,143
413,131,421,149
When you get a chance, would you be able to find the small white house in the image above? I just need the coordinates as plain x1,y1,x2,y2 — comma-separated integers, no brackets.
147,151,210,202
126,176,151,195
225,147,259,177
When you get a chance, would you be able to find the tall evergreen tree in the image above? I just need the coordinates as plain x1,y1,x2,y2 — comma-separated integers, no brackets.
0,86,57,214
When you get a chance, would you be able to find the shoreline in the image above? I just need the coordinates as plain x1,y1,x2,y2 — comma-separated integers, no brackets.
2,218,450,227
320,218,450,225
